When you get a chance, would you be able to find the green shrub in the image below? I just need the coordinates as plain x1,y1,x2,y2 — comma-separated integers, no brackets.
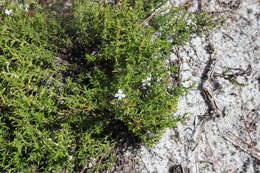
0,0,217,172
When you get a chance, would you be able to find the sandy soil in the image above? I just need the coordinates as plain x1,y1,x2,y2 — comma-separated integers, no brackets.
113,0,260,172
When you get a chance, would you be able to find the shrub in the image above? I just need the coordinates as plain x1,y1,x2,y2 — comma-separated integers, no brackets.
0,0,217,172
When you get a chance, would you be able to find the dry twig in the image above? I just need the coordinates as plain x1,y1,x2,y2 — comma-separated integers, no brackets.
222,131,260,160
141,1,193,26
242,112,258,147
201,58,223,117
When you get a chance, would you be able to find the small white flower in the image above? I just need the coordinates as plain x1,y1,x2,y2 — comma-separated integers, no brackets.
115,89,126,100
142,74,152,87
68,155,73,160
24,4,29,12
4,9,13,15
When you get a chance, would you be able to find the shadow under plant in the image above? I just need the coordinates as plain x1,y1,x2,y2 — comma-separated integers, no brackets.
0,0,217,172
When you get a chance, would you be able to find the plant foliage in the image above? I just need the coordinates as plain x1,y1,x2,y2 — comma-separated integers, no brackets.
0,0,217,172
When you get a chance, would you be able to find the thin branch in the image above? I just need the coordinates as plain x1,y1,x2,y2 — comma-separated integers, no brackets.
222,131,260,160
141,1,194,26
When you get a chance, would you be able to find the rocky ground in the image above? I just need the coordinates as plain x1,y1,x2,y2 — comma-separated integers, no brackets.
113,0,260,172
